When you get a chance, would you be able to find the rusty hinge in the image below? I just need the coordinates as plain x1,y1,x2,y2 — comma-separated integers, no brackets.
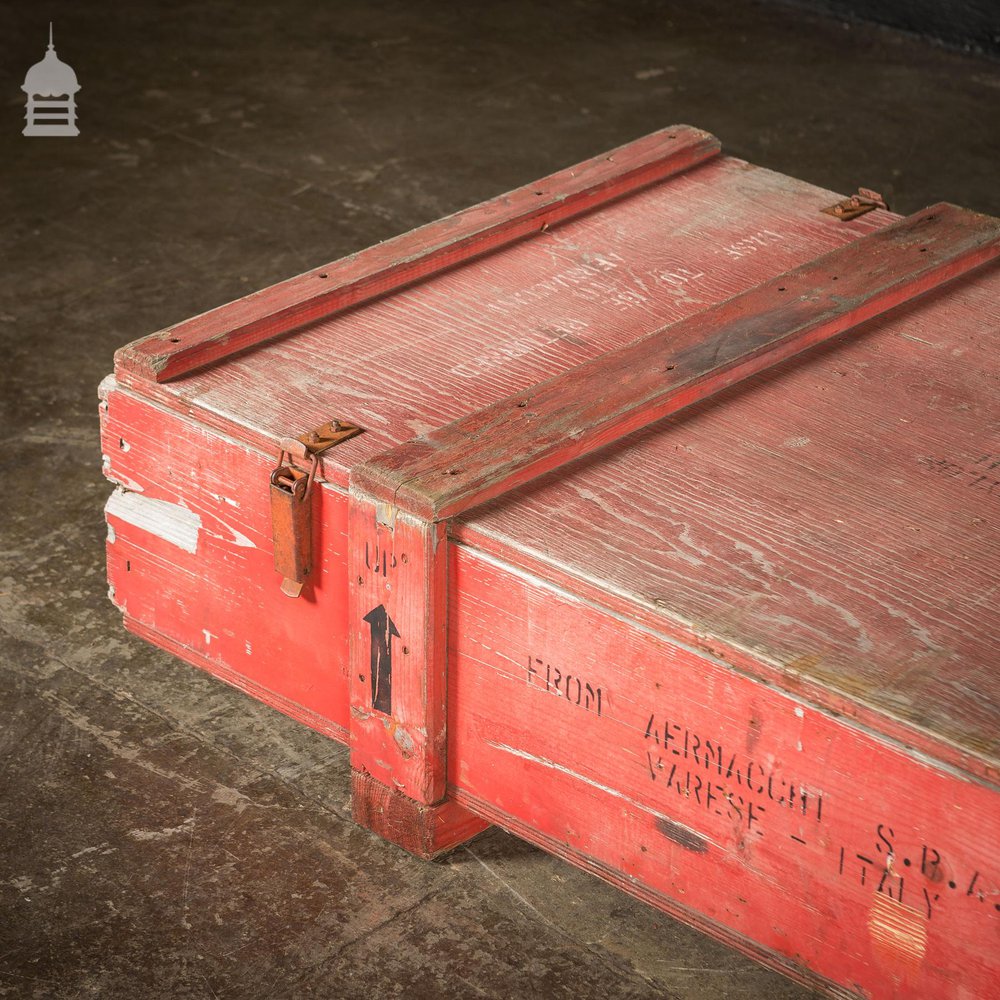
270,419,361,598
821,188,890,222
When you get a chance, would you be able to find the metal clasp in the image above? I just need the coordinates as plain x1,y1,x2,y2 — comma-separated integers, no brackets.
269,418,361,598
270,450,319,598
821,188,890,222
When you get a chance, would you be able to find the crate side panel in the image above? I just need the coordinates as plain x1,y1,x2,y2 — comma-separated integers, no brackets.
102,384,350,734
447,545,1000,1000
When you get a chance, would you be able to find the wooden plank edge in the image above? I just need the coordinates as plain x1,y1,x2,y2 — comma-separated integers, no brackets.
353,202,1000,519
450,787,866,1000
116,125,720,383
123,616,350,744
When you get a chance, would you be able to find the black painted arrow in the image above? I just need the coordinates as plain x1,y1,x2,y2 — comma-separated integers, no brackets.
363,603,400,714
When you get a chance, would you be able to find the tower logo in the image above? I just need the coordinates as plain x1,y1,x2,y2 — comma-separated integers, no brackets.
22,24,80,137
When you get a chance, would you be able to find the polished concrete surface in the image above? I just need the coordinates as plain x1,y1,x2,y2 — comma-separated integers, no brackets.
1,2,998,997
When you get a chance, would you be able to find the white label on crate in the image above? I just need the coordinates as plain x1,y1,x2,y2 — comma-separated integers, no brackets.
105,488,201,554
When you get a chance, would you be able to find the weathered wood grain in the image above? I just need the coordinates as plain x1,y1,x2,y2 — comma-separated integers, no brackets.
446,544,1000,1000
456,256,1000,778
113,155,890,476
352,204,1000,520
115,125,720,382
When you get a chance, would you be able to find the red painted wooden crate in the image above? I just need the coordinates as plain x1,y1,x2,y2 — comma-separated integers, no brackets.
100,126,1000,1000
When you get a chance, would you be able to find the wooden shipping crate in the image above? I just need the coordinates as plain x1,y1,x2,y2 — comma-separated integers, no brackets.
100,126,1000,1000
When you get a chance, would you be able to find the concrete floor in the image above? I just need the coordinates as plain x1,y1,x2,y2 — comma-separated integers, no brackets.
1,2,997,997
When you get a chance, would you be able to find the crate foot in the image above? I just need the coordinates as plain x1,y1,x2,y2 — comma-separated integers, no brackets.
351,769,489,859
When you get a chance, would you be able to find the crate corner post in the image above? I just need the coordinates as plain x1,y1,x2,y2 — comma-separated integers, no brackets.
347,476,487,859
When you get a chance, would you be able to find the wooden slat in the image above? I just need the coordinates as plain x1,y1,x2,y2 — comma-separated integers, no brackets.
353,203,1000,520
115,125,720,383
347,501,451,803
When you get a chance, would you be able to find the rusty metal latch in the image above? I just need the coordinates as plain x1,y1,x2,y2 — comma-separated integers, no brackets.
821,188,890,222
270,419,361,598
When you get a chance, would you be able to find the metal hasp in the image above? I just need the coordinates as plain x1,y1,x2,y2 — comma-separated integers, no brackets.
821,187,889,221
270,419,361,598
